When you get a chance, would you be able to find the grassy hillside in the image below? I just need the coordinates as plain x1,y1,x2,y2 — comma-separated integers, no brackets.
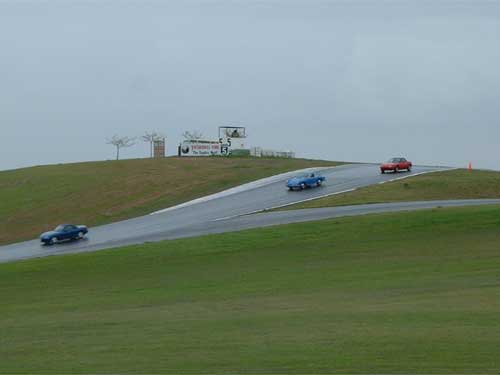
0,157,337,245
286,169,500,210
1,205,499,373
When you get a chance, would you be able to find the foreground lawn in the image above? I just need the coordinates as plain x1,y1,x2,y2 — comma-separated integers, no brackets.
287,169,500,210
1,205,500,373
0,157,336,245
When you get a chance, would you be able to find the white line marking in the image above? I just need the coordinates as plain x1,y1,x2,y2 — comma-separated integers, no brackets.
149,165,339,215
213,167,457,221
382,168,458,185
213,188,358,221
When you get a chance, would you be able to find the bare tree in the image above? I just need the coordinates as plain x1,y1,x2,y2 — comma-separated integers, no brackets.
142,131,158,158
106,135,136,160
142,131,166,158
181,130,204,141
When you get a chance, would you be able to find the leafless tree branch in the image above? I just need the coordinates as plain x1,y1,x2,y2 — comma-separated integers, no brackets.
106,135,136,160
181,130,204,141
142,131,165,158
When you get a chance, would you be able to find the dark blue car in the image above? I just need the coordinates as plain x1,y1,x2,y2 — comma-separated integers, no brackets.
40,224,88,245
286,173,326,191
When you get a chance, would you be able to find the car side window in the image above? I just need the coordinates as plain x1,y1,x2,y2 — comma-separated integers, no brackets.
65,225,75,231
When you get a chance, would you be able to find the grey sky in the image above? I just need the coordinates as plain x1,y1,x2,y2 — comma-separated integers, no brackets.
1,1,499,171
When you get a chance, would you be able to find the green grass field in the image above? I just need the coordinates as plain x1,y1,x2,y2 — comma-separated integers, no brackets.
1,205,499,373
286,169,500,210
0,157,337,245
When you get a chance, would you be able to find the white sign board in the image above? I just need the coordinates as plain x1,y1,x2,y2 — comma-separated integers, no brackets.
219,126,246,139
180,140,231,156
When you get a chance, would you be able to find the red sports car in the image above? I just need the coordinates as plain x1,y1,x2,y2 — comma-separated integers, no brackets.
380,157,412,173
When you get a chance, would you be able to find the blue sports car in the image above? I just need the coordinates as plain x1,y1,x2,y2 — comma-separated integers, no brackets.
286,173,326,191
40,224,88,245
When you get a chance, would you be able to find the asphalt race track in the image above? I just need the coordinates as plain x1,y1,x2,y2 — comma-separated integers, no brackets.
3,163,497,264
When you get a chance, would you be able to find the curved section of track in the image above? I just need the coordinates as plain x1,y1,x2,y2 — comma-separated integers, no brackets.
0,164,461,263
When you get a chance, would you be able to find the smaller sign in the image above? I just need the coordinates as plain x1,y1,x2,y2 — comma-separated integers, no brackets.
153,139,166,158
219,126,246,139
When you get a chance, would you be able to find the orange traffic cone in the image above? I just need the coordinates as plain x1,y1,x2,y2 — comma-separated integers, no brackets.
468,162,472,171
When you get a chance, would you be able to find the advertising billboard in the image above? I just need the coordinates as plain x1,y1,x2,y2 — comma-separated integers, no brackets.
180,140,231,157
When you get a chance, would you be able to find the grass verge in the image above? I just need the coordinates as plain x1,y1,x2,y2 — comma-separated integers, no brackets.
1,205,500,373
0,157,337,245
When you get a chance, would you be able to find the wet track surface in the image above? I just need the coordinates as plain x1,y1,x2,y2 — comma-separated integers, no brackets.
1,163,475,263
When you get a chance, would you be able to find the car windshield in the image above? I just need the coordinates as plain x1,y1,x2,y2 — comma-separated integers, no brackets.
387,158,400,163
55,225,65,231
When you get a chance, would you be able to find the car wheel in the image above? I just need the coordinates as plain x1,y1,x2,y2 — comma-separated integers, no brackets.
316,180,322,186
78,231,84,239
381,170,385,174
408,167,412,172
50,237,57,245
300,183,306,190
394,167,399,173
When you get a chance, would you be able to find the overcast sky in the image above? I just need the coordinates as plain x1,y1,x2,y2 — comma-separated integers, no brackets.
1,1,499,171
